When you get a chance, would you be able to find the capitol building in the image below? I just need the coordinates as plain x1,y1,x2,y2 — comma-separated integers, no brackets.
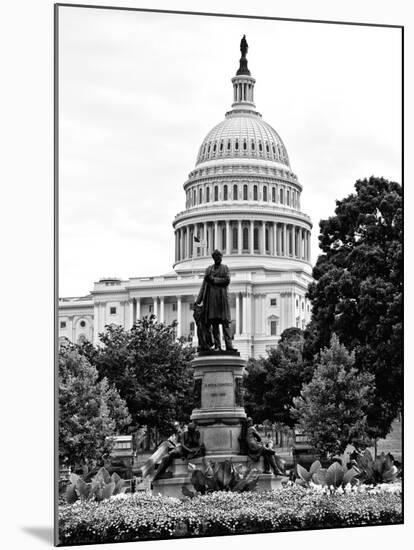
59,40,313,360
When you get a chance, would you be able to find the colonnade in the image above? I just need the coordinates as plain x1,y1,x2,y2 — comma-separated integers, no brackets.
175,221,311,262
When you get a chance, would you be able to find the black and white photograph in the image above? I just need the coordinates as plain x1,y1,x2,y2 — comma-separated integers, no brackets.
53,3,404,547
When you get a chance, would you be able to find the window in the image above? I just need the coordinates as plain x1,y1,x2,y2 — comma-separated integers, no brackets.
266,143,270,153
259,141,263,152
263,186,268,201
110,307,117,315
233,185,238,200
270,320,277,336
280,189,284,203
149,305,153,313
193,189,196,205
265,227,269,252
213,143,217,152
243,140,247,150
60,321,66,329
172,303,177,311
206,187,210,202
272,144,276,154
270,298,277,306
232,227,238,250
243,227,249,250
287,190,290,205
243,184,248,200
223,185,228,200
214,186,218,201
251,140,255,151
199,188,203,203
222,227,226,249
272,187,276,202
254,227,259,251
296,299,299,308
227,140,231,150
80,320,86,328
253,185,258,200
235,140,239,150
220,141,223,152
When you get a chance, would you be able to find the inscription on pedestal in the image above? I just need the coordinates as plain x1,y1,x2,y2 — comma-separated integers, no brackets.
202,372,234,408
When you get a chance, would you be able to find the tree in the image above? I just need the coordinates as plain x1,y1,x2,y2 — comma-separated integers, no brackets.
307,177,402,438
94,316,196,442
291,335,374,458
244,328,313,426
58,345,131,468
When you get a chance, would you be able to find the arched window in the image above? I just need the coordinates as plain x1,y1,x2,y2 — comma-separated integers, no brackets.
193,189,196,205
272,187,276,202
279,188,284,204
259,141,263,152
266,143,270,153
263,186,268,202
232,227,238,250
233,185,238,200
287,190,290,205
220,141,223,152
254,227,259,251
206,187,210,202
213,143,217,152
272,144,276,155
227,140,231,150
235,140,239,150
253,185,258,200
243,227,249,250
207,144,211,154
214,185,218,201
243,184,248,200
223,185,228,200
251,140,255,151
199,188,203,203
243,140,247,150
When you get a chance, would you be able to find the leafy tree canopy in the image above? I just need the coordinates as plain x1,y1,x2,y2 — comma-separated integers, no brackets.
291,335,374,458
92,316,196,439
307,177,402,438
243,328,314,426
59,345,131,468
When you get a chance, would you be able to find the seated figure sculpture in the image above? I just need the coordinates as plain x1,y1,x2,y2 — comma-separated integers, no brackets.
153,422,206,480
244,418,285,475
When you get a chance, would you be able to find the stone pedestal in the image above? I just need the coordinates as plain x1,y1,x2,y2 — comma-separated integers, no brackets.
151,352,287,498
191,353,246,456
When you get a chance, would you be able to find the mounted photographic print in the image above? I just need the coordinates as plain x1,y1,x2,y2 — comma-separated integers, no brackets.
55,3,403,546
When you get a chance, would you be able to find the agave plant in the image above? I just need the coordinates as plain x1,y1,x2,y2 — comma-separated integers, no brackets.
182,458,259,497
65,467,130,504
295,460,359,490
353,450,400,485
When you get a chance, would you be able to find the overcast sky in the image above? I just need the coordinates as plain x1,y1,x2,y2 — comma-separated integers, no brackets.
58,6,401,297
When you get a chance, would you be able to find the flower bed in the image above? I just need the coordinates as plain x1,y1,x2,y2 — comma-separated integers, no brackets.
58,485,402,545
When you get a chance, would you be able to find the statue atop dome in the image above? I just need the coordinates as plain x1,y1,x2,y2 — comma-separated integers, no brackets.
240,34,248,57
236,35,250,76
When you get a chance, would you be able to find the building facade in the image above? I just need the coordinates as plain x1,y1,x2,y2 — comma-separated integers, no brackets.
59,44,313,359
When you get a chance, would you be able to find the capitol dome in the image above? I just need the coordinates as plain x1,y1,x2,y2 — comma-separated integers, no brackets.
172,39,312,276
196,112,290,167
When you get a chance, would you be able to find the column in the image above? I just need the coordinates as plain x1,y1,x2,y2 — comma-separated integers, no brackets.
261,221,266,254
128,299,134,328
186,226,190,259
153,297,158,319
250,221,254,254
262,295,267,335
235,293,240,335
214,221,218,250
177,296,182,338
160,296,165,323
136,297,141,322
203,222,207,256
242,293,247,334
238,220,242,254
225,221,230,255
93,302,100,344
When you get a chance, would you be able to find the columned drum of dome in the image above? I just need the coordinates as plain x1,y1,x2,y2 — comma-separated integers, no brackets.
173,41,312,277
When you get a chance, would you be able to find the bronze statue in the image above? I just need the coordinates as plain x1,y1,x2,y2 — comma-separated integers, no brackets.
245,418,285,475
192,303,213,351
195,249,235,352
153,422,205,480
240,35,248,57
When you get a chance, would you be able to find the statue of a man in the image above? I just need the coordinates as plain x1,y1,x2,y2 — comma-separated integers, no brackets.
245,418,285,475
195,249,235,351
240,34,248,57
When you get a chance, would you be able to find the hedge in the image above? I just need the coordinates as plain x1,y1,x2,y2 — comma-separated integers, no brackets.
58,485,402,545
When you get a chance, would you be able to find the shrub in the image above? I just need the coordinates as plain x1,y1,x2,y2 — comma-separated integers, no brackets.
183,458,259,497
295,460,359,490
58,485,402,545
353,450,400,485
65,467,130,504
